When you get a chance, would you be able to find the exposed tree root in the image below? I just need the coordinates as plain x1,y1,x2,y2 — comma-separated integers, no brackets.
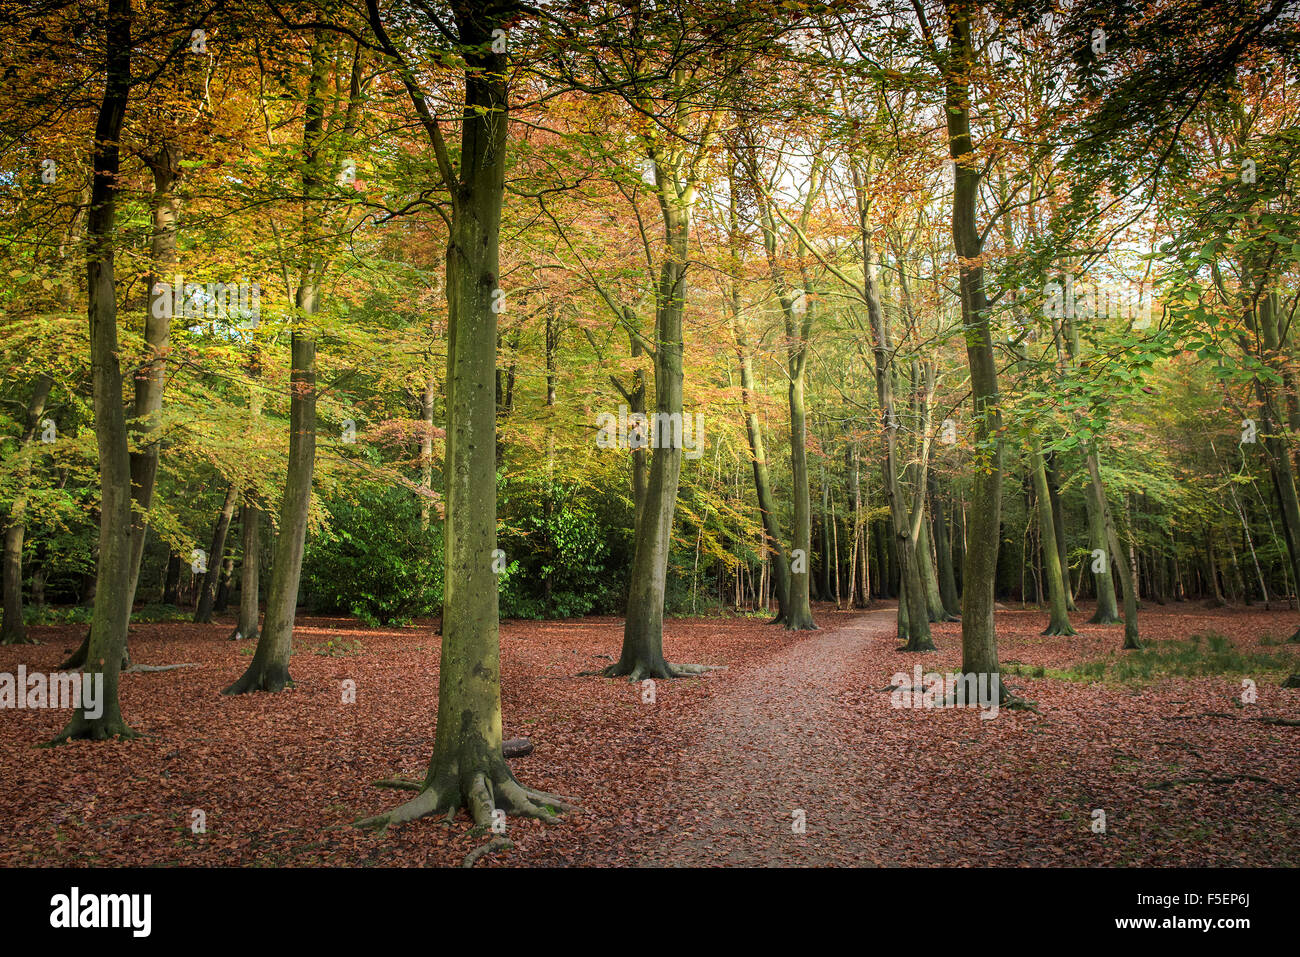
356,766,578,837
227,626,258,642
58,631,129,671
1041,623,1077,636
582,659,726,680
783,618,819,632
1001,694,1042,715
1089,613,1123,625
374,777,424,791
57,632,91,670
125,662,198,673
45,713,137,745
222,662,293,695
896,638,937,652
463,837,513,868
0,633,39,646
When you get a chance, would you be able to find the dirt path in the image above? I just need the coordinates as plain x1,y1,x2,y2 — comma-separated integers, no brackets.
640,609,897,866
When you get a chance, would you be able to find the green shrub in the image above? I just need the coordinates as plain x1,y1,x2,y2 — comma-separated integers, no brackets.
22,604,92,625
302,483,442,626
498,479,615,619
132,603,191,623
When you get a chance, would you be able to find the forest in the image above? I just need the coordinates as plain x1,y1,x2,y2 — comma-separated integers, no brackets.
0,0,1298,877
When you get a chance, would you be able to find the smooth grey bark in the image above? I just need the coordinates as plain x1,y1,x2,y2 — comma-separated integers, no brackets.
1081,455,1122,623
418,352,437,531
60,141,180,669
915,498,948,621
1060,315,1122,624
1244,291,1300,600
620,321,649,534
601,55,725,674
609,194,693,675
748,165,818,631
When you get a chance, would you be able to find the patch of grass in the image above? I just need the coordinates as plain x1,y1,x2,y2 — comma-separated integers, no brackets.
312,636,365,657
1002,662,1048,679
1046,632,1299,685
132,603,192,623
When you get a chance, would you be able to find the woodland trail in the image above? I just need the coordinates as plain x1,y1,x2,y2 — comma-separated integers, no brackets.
639,609,899,866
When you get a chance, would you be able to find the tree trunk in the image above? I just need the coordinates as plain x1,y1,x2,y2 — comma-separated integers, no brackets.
945,0,999,679
1030,440,1076,634
853,165,930,648
1045,453,1077,611
224,33,333,694
59,137,181,670
214,552,235,611
195,483,239,623
928,471,962,618
738,342,789,619
53,0,135,741
727,264,789,620
1205,526,1226,606
359,0,569,829
162,550,181,604
418,354,437,531
231,500,260,641
1249,292,1300,598
610,204,691,676
1080,445,1122,622
627,323,649,534
1084,444,1141,649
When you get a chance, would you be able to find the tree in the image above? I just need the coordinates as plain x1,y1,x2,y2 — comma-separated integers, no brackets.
225,25,366,693
52,0,136,741
359,0,572,828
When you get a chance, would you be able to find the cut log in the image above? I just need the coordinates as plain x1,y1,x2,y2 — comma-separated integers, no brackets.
502,737,533,759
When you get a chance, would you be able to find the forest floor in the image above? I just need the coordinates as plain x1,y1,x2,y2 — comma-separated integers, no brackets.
1,600,1298,867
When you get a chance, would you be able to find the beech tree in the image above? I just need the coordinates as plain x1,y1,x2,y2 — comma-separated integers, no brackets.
359,0,574,828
